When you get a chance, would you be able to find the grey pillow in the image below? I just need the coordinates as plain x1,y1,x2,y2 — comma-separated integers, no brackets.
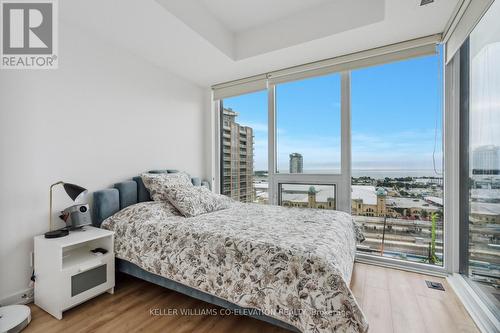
165,185,233,217
140,172,192,202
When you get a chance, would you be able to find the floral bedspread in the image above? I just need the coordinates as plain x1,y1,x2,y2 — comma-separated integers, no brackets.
101,201,368,333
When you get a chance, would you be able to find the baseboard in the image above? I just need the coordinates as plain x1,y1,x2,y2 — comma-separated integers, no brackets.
0,287,34,306
447,274,500,333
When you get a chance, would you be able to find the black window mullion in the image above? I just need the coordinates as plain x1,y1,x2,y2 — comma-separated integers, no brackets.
458,38,470,275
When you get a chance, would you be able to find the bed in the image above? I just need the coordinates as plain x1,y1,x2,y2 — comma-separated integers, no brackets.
92,170,368,333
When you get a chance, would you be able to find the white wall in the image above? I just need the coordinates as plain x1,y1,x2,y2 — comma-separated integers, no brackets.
0,21,208,302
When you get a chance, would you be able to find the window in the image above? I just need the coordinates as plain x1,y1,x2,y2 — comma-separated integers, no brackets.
215,39,444,269
351,50,444,265
460,0,500,317
275,74,341,174
279,184,336,210
220,90,267,203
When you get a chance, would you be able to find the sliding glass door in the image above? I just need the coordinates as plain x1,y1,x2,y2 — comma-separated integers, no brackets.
460,0,500,317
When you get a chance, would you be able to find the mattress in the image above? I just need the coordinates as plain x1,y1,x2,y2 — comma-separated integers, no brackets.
101,201,368,333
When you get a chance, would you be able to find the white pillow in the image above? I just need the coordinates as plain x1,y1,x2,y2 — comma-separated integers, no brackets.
141,172,192,202
165,185,233,217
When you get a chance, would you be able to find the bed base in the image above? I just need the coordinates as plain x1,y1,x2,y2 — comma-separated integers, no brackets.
93,170,299,332
116,259,300,332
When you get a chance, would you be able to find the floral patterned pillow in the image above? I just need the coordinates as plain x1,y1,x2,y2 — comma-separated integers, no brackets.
141,172,192,201
165,185,233,217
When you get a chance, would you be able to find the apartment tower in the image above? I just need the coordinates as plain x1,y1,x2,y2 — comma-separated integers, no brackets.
289,153,303,173
221,108,254,202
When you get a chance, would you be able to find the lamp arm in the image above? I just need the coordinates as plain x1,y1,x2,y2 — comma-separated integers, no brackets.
49,181,64,231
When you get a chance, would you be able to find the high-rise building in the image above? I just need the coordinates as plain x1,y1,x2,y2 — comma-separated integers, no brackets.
289,153,303,173
472,145,500,175
221,108,254,202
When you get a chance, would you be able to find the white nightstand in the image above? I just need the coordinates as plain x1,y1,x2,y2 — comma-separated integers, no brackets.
34,226,115,319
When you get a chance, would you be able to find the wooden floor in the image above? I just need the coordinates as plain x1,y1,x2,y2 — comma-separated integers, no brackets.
350,263,478,333
25,263,479,333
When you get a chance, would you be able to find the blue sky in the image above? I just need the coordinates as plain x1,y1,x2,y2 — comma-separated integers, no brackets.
223,51,443,174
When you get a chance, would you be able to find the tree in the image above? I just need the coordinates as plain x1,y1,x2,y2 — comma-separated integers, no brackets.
428,212,439,264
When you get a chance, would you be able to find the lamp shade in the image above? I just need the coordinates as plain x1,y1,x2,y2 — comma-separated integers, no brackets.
63,183,87,201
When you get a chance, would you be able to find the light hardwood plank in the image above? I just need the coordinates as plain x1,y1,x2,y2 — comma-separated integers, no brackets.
362,286,393,333
350,262,367,301
416,295,478,333
364,263,389,290
23,264,480,333
387,269,427,333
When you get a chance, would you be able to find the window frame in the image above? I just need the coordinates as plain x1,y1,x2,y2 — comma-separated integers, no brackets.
211,38,452,275
278,183,338,209
267,74,352,212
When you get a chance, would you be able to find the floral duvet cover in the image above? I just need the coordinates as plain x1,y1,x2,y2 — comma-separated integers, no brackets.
101,201,368,333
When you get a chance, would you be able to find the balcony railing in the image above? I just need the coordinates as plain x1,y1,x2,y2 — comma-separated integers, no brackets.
354,213,443,265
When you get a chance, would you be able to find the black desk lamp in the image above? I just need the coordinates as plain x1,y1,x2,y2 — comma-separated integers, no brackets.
45,181,88,238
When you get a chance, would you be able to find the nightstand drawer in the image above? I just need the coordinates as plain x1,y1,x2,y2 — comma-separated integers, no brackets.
61,254,114,309
71,264,107,297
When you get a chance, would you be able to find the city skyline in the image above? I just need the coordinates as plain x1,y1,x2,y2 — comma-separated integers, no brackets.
220,52,451,266
222,50,443,175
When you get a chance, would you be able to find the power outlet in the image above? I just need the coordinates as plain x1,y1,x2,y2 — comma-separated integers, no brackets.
22,290,34,301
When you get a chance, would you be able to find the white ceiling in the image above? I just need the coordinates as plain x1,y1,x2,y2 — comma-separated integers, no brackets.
197,0,331,33
157,0,386,60
62,0,460,87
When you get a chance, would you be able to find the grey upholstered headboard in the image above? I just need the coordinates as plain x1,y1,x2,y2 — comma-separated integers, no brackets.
92,170,209,227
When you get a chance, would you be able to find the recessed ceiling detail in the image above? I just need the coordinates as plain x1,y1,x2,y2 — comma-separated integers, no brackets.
156,0,386,60
62,0,460,86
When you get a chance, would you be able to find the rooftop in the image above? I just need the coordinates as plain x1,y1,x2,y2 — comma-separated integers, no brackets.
352,185,442,210
470,202,500,216
281,184,335,203
352,185,377,205
386,197,440,210
471,189,500,202
424,196,443,206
